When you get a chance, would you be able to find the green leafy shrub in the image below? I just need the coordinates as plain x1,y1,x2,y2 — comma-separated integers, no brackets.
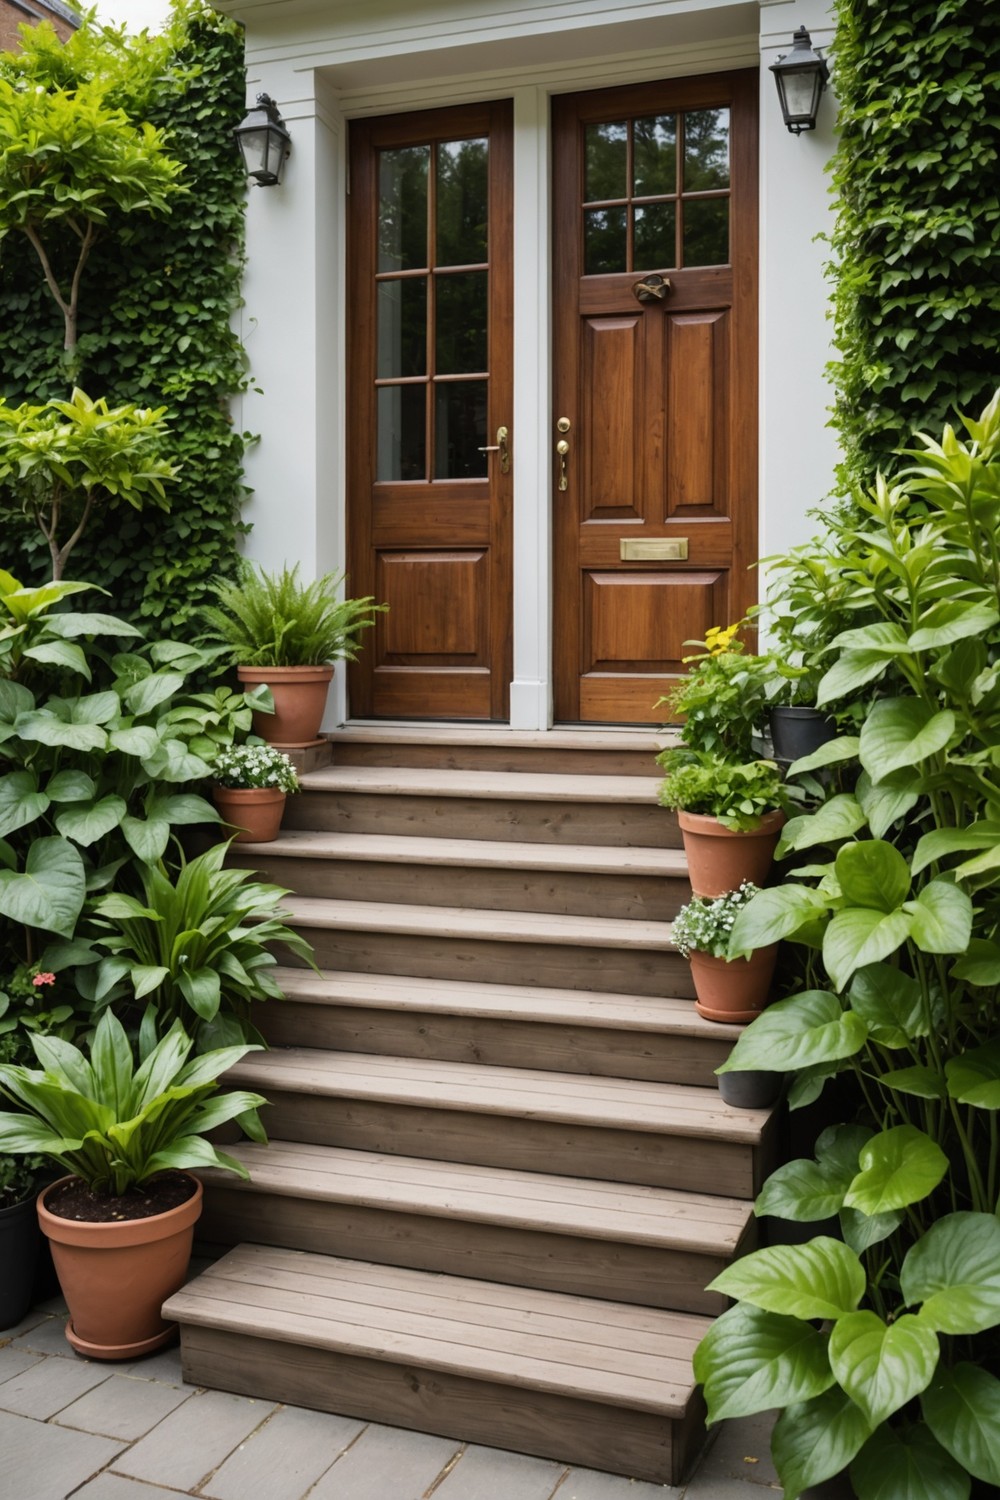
199,562,385,668
656,625,768,760
658,756,786,831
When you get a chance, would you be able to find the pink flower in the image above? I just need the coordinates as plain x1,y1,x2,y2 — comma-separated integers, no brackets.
32,972,55,987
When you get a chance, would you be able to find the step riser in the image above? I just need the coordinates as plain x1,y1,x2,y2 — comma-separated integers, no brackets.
198,1185,739,1316
332,743,663,777
178,1325,700,1487
281,928,694,1000
283,792,680,849
255,1093,769,1199
261,1004,728,1087
231,852,684,921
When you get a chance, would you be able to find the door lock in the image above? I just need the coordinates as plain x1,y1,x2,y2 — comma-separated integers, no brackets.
556,439,570,491
478,425,511,474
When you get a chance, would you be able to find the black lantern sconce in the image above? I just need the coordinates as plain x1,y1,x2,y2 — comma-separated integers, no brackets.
770,27,830,135
234,93,292,186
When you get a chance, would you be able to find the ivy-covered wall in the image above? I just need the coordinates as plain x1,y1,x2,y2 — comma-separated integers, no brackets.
828,0,1000,493
0,1,250,632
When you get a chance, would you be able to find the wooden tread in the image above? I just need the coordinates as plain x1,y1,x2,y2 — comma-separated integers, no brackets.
299,766,663,803
331,725,673,751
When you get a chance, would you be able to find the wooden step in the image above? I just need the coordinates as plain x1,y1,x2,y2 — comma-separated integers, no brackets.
328,724,676,777
164,1245,710,1485
261,967,735,1085
230,830,688,919
197,1141,755,1315
284,766,677,847
230,1051,776,1197
278,896,693,997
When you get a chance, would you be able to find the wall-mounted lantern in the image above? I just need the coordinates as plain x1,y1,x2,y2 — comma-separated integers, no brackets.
770,27,830,135
234,93,292,186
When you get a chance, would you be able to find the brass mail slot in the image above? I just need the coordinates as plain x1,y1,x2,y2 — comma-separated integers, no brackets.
620,537,689,561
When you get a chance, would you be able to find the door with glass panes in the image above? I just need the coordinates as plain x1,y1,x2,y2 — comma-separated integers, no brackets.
552,72,758,724
347,102,513,720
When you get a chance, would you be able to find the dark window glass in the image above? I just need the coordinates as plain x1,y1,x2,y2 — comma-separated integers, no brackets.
633,115,676,197
584,206,627,274
434,381,487,478
436,138,488,266
377,385,426,481
683,197,729,267
633,202,677,270
378,146,429,272
436,272,488,374
584,120,627,201
683,108,730,192
377,278,427,378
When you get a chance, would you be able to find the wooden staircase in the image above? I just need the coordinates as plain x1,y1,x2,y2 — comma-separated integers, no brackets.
164,727,777,1486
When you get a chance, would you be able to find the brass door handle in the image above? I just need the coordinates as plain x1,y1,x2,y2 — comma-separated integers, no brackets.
556,439,569,492
478,425,510,474
632,273,671,304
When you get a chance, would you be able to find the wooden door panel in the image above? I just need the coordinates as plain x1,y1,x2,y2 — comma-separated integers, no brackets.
376,552,489,664
581,317,644,518
665,311,730,514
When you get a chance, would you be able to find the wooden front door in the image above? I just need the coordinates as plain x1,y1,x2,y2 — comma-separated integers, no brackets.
347,103,513,720
552,73,759,724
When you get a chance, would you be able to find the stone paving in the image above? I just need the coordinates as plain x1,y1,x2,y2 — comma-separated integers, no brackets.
2,1296,853,1500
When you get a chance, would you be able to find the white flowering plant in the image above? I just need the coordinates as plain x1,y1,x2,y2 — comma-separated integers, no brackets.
211,741,299,794
672,882,761,959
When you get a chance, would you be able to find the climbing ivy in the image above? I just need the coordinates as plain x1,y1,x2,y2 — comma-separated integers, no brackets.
0,1,250,632
827,0,1000,494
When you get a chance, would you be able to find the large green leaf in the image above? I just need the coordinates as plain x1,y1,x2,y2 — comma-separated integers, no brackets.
14,712,107,752
945,1041,1000,1108
727,886,830,955
125,671,186,716
140,737,211,783
856,768,921,839
836,840,911,912
0,836,86,936
850,1422,971,1500
908,600,999,651
708,1237,865,1321
108,725,160,758
149,793,218,827
901,1213,1000,1334
954,840,1000,880
45,770,96,803
817,649,894,706
849,964,928,1046
776,795,867,858
54,795,127,847
772,1388,872,1496
912,823,1000,875
756,1159,853,1222
41,612,143,640
922,1364,1000,1486
845,1126,948,1215
859,699,956,783
720,990,868,1075
839,1206,904,1256
0,770,49,836
829,1310,939,1429
693,1302,834,1423
70,691,122,725
22,640,90,678
121,814,170,863
951,939,1000,985
787,736,861,777
879,1065,946,1100
824,907,913,990
906,881,973,954
177,967,221,1021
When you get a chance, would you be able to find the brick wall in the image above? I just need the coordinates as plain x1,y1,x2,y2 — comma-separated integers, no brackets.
0,0,78,50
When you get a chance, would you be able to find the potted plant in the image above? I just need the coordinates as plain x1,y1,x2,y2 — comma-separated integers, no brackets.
0,1010,266,1360
656,624,770,762
211,741,299,844
0,1150,46,1329
199,562,386,747
672,882,778,1026
658,754,788,897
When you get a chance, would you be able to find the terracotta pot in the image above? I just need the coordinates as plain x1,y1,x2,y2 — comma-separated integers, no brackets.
689,944,778,1024
0,1190,41,1329
237,665,334,748
212,784,286,843
678,808,786,898
38,1174,203,1361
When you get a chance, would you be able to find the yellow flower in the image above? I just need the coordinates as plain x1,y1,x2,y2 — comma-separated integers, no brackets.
705,622,741,655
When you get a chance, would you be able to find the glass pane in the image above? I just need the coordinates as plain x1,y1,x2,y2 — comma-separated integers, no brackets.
434,381,487,478
377,279,427,378
584,121,627,201
584,207,627,275
633,203,676,270
683,198,729,267
633,115,676,197
436,272,488,374
683,108,730,192
378,146,429,272
436,138,488,267
377,385,426,481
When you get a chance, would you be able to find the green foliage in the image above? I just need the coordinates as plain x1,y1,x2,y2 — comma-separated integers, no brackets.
211,741,299,794
828,0,1000,495
199,562,386,668
0,3,251,633
656,626,768,760
0,1008,265,1195
657,755,786,831
672,882,761,960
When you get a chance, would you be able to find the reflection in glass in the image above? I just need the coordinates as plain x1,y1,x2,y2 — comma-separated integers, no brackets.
437,138,488,266
377,279,427,378
584,121,627,202
683,109,730,192
436,272,487,374
633,115,676,198
683,197,729,267
584,206,627,275
434,382,487,478
378,147,429,272
634,203,677,270
377,385,426,481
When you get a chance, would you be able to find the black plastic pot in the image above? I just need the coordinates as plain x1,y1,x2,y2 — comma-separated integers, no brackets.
718,1069,784,1110
0,1190,41,1330
769,706,837,763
